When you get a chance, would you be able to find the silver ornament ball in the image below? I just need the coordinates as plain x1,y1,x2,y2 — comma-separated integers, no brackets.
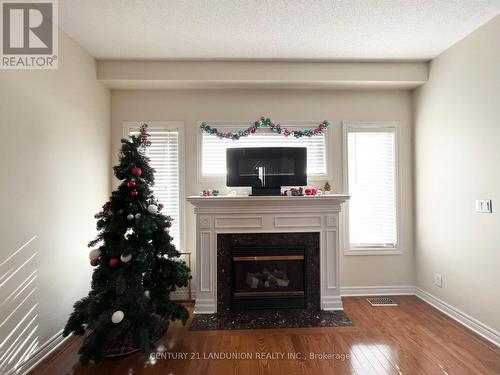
111,310,124,324
120,254,132,263
89,249,101,260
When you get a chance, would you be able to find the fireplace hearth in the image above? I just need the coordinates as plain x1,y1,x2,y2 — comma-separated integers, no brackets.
230,246,306,309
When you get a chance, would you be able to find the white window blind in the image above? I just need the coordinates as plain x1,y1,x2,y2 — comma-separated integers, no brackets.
347,127,397,249
130,127,181,250
202,126,327,176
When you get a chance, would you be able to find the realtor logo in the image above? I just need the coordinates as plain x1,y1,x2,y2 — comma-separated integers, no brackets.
1,0,58,69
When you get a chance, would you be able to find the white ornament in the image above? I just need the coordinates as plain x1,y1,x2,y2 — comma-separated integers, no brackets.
89,249,101,260
127,213,134,220
135,213,141,219
144,290,150,299
111,310,124,324
164,227,169,232
120,254,132,263
147,204,158,214
124,228,134,239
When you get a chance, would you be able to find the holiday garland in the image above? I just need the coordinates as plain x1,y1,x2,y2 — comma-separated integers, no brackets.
200,116,330,140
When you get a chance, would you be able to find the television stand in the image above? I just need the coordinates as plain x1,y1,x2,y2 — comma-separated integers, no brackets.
250,187,281,196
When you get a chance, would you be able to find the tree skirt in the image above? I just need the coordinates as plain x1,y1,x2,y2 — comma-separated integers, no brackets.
103,322,169,358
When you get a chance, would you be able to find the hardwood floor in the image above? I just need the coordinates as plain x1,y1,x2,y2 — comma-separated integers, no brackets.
30,296,499,375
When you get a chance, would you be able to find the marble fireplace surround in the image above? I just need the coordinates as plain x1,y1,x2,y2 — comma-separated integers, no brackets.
217,232,320,311
187,195,350,314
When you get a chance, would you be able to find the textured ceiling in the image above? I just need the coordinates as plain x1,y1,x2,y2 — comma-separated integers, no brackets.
59,0,500,60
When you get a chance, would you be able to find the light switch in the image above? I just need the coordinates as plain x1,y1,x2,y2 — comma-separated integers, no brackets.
434,273,443,288
475,199,493,213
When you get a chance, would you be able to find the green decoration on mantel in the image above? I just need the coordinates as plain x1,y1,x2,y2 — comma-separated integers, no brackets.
201,116,330,140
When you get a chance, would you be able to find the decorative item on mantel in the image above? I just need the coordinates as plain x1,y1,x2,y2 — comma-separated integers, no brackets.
323,181,332,194
283,186,321,196
284,187,304,196
200,116,330,140
200,189,219,197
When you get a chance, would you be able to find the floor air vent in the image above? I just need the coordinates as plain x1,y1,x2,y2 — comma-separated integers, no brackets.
367,297,398,306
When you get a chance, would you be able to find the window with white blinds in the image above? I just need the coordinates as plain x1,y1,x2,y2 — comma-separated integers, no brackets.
346,125,398,250
202,126,327,176
128,126,181,250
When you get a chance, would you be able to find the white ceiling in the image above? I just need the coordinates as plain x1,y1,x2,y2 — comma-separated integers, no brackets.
59,0,500,61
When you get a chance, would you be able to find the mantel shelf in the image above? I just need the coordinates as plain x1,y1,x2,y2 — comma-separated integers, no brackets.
187,194,349,201
187,194,349,211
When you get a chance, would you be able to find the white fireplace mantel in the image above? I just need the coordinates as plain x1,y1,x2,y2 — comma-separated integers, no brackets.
187,194,349,314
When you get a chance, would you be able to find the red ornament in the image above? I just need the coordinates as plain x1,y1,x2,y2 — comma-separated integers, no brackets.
90,258,99,267
109,258,120,267
127,181,136,187
131,190,138,197
158,203,164,209
131,167,142,177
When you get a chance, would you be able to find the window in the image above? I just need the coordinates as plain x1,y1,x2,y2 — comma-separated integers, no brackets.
344,123,399,254
201,124,327,177
126,123,183,250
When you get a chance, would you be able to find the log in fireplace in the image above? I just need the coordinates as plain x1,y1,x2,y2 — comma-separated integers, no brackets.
230,246,306,309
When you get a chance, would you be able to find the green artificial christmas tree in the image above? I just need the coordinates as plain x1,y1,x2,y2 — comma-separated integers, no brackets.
63,125,191,364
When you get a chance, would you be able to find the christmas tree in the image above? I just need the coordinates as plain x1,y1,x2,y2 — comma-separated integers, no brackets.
63,125,191,364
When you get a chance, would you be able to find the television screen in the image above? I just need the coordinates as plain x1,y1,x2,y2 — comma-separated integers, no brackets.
227,147,307,194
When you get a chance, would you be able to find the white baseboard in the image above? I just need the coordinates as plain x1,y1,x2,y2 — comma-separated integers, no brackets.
415,288,500,348
321,295,344,310
193,298,216,314
341,285,416,296
10,329,68,375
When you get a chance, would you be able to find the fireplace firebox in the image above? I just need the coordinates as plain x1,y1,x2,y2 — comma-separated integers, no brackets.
230,246,306,309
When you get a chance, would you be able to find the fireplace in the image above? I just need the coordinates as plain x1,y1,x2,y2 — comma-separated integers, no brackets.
230,246,306,309
188,195,349,313
217,232,320,311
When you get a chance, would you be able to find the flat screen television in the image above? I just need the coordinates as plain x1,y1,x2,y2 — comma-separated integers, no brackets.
226,147,307,195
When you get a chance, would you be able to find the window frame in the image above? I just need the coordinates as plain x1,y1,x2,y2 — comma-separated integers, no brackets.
197,120,333,183
342,121,402,256
123,121,186,251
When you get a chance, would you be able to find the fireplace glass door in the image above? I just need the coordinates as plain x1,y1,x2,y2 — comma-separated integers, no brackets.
230,246,306,309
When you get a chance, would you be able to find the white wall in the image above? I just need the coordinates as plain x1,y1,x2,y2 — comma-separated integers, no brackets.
0,31,110,372
414,15,500,331
111,89,415,290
